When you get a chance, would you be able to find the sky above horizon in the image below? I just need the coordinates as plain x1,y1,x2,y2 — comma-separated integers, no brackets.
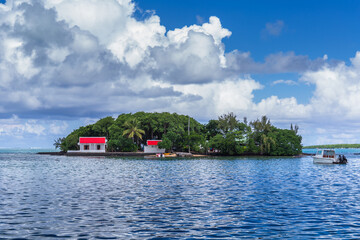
1,0,360,148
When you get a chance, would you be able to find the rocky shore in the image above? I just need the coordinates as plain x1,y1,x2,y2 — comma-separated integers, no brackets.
37,151,154,157
37,151,308,158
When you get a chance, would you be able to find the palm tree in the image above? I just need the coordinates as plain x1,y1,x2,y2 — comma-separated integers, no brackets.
260,134,276,155
251,116,271,134
250,116,273,154
218,112,238,134
122,118,145,145
53,137,65,150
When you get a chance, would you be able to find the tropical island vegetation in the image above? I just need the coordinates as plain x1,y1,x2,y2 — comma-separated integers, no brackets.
54,112,302,156
303,144,360,149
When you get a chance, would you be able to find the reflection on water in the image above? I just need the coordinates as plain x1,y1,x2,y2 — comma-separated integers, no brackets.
1,153,360,239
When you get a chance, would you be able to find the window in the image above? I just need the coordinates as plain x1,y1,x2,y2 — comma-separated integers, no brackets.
84,145,89,150
324,150,335,158
97,145,101,150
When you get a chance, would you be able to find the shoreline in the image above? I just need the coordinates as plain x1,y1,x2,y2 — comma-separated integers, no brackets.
37,151,313,158
37,152,155,157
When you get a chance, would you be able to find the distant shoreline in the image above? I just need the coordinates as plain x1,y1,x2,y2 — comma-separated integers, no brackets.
303,144,360,149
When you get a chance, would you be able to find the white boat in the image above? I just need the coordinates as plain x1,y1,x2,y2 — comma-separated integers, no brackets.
313,149,347,164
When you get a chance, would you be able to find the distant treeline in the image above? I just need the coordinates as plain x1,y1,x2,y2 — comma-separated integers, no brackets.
304,144,360,149
54,112,302,156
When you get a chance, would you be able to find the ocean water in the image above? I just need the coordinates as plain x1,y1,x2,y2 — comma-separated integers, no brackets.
1,150,360,239
302,148,360,155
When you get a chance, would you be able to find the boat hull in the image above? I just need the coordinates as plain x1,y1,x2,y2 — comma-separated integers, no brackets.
313,156,337,164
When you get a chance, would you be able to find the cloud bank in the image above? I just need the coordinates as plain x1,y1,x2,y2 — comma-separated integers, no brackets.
0,0,359,145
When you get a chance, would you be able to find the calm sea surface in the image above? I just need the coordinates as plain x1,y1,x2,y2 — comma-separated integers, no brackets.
1,149,360,239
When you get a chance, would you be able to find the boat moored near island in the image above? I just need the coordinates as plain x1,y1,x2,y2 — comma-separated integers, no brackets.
313,149,347,164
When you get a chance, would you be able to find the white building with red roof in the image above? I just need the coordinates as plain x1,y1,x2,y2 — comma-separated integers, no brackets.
144,140,165,153
78,137,107,152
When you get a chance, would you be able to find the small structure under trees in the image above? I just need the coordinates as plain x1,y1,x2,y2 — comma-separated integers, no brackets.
78,137,107,152
144,140,165,153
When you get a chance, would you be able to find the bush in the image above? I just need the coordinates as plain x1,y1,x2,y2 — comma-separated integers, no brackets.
107,137,138,152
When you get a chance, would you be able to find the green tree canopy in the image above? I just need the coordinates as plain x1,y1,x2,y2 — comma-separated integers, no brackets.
218,112,238,134
58,112,302,156
123,118,145,141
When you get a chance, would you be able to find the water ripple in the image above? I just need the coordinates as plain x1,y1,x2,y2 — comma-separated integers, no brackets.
1,154,360,239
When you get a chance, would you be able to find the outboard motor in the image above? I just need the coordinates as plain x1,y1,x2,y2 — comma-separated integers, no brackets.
338,154,348,164
342,155,348,164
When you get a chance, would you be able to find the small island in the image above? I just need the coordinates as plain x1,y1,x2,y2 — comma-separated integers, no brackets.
50,112,303,157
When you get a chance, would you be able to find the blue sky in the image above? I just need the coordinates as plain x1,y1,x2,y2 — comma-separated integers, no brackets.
1,0,360,148
136,0,360,60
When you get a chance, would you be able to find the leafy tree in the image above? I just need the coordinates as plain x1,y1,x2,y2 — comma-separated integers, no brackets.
160,131,183,151
108,124,123,139
107,137,137,152
268,128,302,156
209,134,224,152
246,138,259,154
61,134,79,152
205,119,221,139
139,114,157,140
157,138,173,152
92,116,114,139
186,132,205,152
209,131,246,155
218,112,238,134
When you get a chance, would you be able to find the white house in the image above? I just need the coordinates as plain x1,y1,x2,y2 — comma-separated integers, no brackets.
78,137,107,152
144,140,165,153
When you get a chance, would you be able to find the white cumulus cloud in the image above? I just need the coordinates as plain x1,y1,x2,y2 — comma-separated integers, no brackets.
302,51,360,120
0,115,45,136
0,0,357,146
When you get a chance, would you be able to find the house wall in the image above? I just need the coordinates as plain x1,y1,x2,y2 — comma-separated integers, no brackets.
79,143,106,152
144,145,165,153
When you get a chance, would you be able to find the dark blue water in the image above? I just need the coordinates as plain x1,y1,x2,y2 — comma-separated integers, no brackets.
1,151,360,239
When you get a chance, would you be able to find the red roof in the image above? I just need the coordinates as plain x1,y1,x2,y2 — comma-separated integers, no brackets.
147,140,162,146
79,137,106,144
